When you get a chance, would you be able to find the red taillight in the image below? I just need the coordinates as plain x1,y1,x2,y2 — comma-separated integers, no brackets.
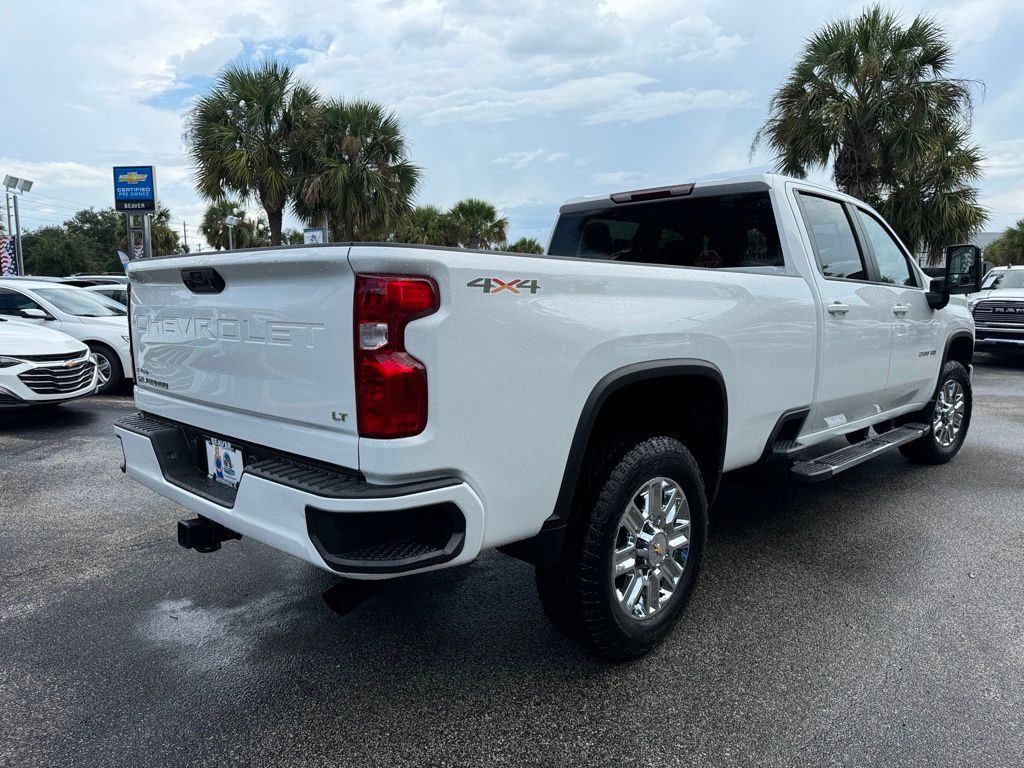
126,282,137,380
354,275,439,438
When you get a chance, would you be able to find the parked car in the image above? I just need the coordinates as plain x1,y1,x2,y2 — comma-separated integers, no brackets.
969,265,1024,352
116,173,979,660
0,279,132,394
84,284,128,307
0,317,98,407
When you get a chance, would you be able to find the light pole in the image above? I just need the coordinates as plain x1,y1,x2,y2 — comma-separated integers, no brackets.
2,175,33,275
224,214,241,250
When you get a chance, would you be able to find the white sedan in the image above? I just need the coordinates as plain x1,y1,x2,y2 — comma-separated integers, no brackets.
0,317,98,407
0,279,131,394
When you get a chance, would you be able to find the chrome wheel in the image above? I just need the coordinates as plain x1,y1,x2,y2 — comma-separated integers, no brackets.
932,379,965,448
94,353,112,386
613,477,690,620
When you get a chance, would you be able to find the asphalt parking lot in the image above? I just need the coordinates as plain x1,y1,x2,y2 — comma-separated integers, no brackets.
2,356,1022,768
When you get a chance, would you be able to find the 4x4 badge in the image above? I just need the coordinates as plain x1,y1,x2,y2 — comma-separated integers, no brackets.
467,277,541,295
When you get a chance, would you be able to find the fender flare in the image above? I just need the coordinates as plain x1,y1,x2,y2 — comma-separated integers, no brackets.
942,330,974,368
500,359,727,566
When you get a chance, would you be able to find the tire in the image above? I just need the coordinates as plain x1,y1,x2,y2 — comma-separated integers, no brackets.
536,435,708,661
899,360,972,464
87,343,123,395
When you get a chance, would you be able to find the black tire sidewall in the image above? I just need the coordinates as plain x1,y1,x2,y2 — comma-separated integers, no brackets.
581,437,708,653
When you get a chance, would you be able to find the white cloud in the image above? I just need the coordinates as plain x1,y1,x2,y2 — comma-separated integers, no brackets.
170,36,244,79
492,150,570,169
936,0,1024,43
591,171,647,187
0,160,110,189
666,16,746,61
983,139,1024,178
585,87,750,124
401,73,746,125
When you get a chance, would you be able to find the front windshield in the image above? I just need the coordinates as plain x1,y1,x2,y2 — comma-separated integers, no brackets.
34,287,126,317
982,270,1024,290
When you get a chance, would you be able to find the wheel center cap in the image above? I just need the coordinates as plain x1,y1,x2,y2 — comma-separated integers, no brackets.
645,531,668,567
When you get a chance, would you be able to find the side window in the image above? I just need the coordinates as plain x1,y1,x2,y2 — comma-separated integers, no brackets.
797,194,867,281
855,210,918,287
0,288,41,316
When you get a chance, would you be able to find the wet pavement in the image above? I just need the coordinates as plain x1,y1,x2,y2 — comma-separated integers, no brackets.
2,355,1022,767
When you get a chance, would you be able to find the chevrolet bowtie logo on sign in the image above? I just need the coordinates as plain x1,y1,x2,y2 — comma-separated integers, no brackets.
113,165,157,212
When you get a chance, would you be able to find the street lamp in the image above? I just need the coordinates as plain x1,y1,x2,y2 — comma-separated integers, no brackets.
224,214,241,250
3,175,33,276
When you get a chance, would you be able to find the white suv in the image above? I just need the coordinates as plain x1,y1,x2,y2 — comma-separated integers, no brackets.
0,279,132,393
0,318,98,407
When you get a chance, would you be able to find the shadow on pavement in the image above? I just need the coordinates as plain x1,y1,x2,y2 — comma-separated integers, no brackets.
974,351,1024,371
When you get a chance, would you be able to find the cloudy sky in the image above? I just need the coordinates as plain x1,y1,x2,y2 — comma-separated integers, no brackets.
2,0,1023,249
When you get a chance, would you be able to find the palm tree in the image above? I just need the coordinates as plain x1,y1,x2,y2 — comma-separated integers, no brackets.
447,198,508,249
186,61,320,245
397,205,458,246
984,220,1024,267
753,5,985,253
501,237,544,254
292,99,421,242
199,199,245,250
877,122,987,262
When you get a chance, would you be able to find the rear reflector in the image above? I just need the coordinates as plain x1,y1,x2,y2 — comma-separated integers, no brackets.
354,275,439,438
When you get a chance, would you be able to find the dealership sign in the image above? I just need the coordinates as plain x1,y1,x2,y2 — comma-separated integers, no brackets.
113,165,157,212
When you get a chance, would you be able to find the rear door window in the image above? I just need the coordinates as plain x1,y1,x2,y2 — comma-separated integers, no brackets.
549,191,785,271
796,194,868,281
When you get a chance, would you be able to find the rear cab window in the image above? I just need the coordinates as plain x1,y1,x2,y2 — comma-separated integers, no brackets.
548,190,786,273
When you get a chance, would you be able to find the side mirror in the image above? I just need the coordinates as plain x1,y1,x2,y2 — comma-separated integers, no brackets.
19,308,52,320
926,276,949,310
944,244,982,295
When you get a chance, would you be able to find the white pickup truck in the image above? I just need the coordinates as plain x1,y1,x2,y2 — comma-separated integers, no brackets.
116,174,981,660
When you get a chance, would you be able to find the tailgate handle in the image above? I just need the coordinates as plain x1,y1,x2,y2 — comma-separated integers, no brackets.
181,268,225,294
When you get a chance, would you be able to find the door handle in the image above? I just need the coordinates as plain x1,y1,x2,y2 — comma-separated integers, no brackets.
827,302,850,316
892,304,910,316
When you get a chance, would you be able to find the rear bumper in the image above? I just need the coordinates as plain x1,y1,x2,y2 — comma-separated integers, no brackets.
115,413,485,579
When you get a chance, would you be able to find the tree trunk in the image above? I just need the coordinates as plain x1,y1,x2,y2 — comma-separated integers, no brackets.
266,207,283,246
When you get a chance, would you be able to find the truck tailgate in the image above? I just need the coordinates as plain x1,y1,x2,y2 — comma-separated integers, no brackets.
127,247,358,469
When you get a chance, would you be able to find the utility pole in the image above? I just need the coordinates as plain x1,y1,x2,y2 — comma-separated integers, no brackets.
182,222,188,252
12,193,23,275
142,214,153,259
225,215,240,250
2,176,32,275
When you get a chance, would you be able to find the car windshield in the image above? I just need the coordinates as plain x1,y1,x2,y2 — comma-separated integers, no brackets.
34,287,126,317
982,270,1024,290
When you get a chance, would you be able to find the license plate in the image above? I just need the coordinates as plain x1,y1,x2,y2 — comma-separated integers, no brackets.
205,437,244,488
